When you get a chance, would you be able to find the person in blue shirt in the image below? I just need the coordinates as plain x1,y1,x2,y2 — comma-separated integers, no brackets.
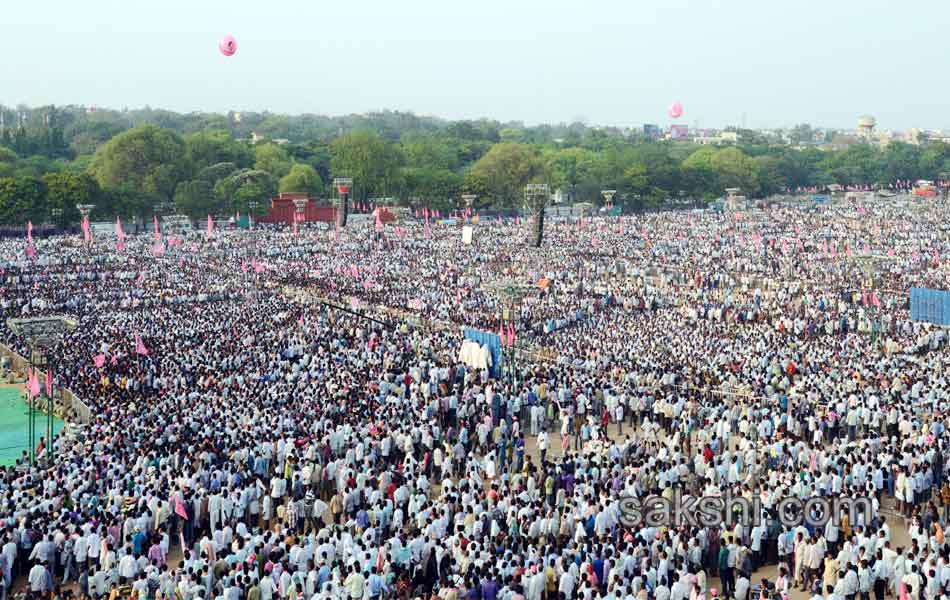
366,566,386,599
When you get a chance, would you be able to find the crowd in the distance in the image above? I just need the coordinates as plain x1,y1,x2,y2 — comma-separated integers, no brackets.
0,195,949,600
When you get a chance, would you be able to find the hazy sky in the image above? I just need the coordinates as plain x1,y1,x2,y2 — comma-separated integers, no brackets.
5,0,947,130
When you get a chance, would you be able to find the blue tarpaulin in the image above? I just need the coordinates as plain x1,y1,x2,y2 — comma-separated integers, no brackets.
463,328,502,378
910,287,950,326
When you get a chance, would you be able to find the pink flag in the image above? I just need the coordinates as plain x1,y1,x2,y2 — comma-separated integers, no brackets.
151,243,165,257
153,214,161,242
26,221,33,243
498,323,506,346
93,354,106,369
134,333,149,356
508,324,517,348
82,215,92,243
116,217,126,252
375,210,383,233
206,215,214,239
27,370,40,399
25,245,36,259
241,260,248,273
871,292,880,308
45,370,52,397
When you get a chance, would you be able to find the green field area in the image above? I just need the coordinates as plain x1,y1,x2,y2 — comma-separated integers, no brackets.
0,387,64,466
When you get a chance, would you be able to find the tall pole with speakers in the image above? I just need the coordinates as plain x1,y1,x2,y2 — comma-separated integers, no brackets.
524,183,550,248
333,178,353,228
6,316,77,465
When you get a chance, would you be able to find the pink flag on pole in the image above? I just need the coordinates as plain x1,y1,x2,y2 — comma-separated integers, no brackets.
153,214,161,242
45,370,52,397
206,215,214,239
93,354,106,369
134,333,149,356
498,323,506,346
82,215,92,243
27,370,40,399
26,221,33,243
375,210,383,232
241,260,248,273
871,292,880,308
116,217,126,252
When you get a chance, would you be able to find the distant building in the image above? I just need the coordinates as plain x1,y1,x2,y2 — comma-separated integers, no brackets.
643,124,661,139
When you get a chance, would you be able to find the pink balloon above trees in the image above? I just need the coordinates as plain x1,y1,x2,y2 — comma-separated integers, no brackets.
219,35,237,57
668,101,683,119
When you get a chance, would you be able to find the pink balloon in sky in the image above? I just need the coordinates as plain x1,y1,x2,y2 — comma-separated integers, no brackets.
668,101,683,119
219,35,237,57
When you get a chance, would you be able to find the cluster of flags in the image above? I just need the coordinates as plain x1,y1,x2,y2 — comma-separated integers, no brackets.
24,368,51,399
498,323,518,348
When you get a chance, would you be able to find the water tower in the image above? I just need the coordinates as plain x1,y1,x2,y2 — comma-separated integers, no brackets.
858,115,877,140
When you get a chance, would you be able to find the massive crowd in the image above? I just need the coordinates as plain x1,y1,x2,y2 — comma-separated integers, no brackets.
0,196,949,600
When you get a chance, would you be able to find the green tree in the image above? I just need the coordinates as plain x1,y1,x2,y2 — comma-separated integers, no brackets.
173,180,217,219
465,143,545,207
254,143,293,178
330,131,405,201
214,169,277,212
198,162,239,185
185,129,253,172
91,124,187,213
545,147,598,203
403,167,462,207
0,176,48,225
278,164,324,196
42,172,101,226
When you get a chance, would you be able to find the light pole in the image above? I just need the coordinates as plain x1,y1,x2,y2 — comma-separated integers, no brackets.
525,183,551,248
333,178,353,228
482,280,535,392
6,316,77,465
292,198,308,236
248,200,259,230
461,194,477,219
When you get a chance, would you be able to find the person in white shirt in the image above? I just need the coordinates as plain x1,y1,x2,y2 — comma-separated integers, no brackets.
734,574,750,600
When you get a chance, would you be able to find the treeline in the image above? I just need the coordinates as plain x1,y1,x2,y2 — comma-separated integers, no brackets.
0,104,949,225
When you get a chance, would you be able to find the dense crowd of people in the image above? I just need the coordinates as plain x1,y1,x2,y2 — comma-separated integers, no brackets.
0,196,949,600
